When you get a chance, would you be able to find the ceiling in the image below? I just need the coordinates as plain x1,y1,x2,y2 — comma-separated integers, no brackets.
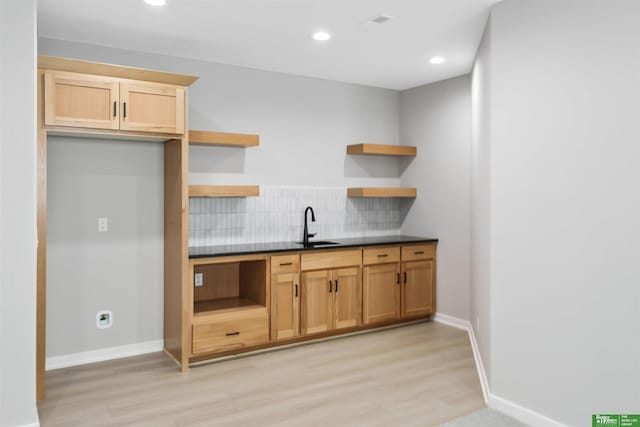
37,0,499,90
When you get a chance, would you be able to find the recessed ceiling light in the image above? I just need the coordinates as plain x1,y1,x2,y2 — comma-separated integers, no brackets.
144,0,166,6
429,56,445,65
312,31,331,41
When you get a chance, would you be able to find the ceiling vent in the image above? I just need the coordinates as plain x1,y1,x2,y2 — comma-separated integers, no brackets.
359,14,394,30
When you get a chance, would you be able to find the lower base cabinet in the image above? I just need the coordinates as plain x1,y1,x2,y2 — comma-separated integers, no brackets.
189,243,435,363
363,263,400,324
402,260,434,317
301,267,361,335
363,244,436,325
271,272,301,341
192,307,269,355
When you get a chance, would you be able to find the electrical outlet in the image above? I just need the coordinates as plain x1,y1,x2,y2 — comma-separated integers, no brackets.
98,217,108,232
194,273,203,287
97,310,113,329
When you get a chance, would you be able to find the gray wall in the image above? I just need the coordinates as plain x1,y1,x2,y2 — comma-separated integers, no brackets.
47,138,164,357
470,18,492,385
478,1,640,424
39,38,402,358
399,75,472,321
0,0,39,426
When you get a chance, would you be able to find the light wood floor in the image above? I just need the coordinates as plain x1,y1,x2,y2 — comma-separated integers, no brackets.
38,321,485,427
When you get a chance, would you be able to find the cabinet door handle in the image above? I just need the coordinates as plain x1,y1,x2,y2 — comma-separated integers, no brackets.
295,284,298,298
414,251,425,255
396,273,400,284
225,331,240,336
329,280,333,293
377,254,388,258
123,102,127,118
279,262,292,266
335,280,339,292
403,272,407,284
113,101,117,118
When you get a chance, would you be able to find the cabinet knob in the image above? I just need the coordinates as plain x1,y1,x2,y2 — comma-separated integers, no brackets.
225,331,240,336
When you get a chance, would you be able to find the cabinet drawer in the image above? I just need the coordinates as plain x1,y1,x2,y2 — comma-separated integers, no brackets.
301,249,362,271
363,246,400,265
271,254,300,274
192,307,268,355
402,244,436,261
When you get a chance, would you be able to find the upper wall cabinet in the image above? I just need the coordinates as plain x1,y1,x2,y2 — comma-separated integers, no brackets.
44,70,185,135
44,71,120,131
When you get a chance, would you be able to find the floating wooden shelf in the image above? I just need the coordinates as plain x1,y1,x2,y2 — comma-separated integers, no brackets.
189,185,260,198
346,144,416,157
189,130,259,147
347,187,417,198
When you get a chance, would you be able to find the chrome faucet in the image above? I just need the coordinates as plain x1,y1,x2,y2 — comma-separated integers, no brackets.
302,206,316,247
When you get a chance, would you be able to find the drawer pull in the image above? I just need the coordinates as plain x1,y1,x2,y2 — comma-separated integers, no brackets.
295,284,298,297
329,280,333,293
225,331,240,336
335,280,339,292
414,251,425,255
279,262,293,266
403,272,407,284
113,101,117,118
377,254,388,258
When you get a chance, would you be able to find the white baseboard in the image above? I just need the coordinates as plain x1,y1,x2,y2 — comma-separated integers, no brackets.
434,312,567,427
46,340,163,371
488,393,568,427
434,312,489,403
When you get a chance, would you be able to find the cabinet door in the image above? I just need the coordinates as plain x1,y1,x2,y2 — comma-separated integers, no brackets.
271,272,300,341
401,260,434,318
44,70,119,130
332,267,361,330
363,263,400,324
120,80,185,134
301,270,332,335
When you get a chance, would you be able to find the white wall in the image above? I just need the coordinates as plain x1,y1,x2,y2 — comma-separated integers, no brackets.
38,38,402,359
400,75,472,321
470,18,492,386
0,0,39,426
477,1,640,425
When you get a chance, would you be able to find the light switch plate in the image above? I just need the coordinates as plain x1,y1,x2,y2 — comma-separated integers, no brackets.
98,217,108,232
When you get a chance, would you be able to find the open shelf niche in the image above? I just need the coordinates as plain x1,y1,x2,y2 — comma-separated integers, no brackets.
193,260,266,316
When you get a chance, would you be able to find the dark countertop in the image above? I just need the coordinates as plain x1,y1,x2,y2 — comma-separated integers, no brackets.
189,235,438,258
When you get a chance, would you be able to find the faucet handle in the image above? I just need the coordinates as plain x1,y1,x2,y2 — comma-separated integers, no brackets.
307,233,317,238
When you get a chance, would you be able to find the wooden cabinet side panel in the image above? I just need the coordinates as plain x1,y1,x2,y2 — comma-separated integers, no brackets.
301,270,332,335
333,267,361,330
401,260,434,318
164,139,188,367
363,264,400,324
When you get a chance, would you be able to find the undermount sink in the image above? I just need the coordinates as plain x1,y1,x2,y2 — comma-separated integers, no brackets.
297,240,339,247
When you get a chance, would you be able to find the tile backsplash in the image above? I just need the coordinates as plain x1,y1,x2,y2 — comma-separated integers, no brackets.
189,186,401,247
